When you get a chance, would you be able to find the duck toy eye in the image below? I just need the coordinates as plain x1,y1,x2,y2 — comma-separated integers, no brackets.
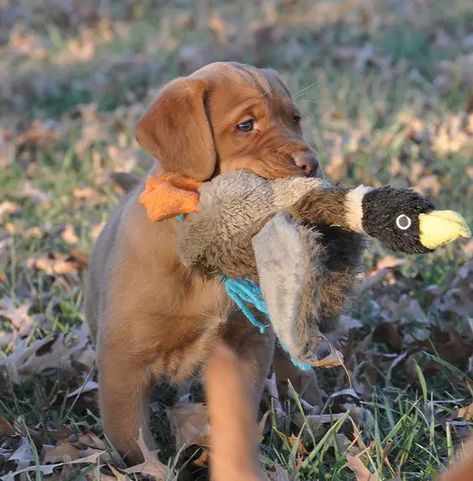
396,214,411,230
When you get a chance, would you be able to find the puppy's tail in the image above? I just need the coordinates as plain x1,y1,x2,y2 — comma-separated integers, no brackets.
205,344,267,481
110,172,141,193
436,435,473,481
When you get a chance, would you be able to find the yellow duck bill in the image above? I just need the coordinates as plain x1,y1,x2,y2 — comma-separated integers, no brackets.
419,210,471,249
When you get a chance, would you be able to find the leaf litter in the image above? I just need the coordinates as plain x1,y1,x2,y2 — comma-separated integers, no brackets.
1,0,472,479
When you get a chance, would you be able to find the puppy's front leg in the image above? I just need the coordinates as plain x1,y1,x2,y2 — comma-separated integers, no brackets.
98,342,158,466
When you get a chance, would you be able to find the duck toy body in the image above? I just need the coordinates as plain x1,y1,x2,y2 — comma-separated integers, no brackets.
140,170,470,368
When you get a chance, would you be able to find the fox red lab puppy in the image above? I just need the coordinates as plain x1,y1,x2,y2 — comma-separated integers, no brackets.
84,62,319,477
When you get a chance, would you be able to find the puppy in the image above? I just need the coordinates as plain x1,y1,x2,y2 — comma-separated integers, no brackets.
84,62,318,473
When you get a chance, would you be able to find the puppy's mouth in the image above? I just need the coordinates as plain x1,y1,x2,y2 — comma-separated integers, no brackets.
258,161,307,179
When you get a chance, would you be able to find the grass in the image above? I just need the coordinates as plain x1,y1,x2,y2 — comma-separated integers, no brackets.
0,0,472,480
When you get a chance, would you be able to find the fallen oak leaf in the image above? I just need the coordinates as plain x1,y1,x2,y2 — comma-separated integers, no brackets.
0,325,92,383
166,402,209,450
0,449,106,481
72,432,106,451
108,465,131,481
66,380,99,399
7,437,34,470
0,298,45,343
43,441,81,463
123,429,168,480
0,335,54,383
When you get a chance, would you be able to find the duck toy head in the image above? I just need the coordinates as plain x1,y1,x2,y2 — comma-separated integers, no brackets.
359,186,471,254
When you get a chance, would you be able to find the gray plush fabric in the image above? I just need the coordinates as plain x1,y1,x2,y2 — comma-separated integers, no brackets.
252,213,325,362
176,170,365,364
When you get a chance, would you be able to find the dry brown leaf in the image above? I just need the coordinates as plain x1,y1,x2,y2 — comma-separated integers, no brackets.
108,465,131,481
373,322,404,351
26,251,86,276
376,256,406,270
346,454,380,481
73,432,107,451
2,448,106,481
0,325,91,383
0,298,39,340
72,186,107,205
61,224,79,245
456,403,473,421
311,345,344,368
0,201,20,220
124,429,168,480
43,441,81,463
15,120,59,147
285,434,308,455
0,416,15,436
167,402,209,449
191,449,209,468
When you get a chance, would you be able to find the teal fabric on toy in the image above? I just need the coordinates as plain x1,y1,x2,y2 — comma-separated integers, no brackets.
221,276,268,333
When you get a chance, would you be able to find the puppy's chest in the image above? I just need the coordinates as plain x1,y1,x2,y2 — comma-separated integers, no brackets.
149,278,232,382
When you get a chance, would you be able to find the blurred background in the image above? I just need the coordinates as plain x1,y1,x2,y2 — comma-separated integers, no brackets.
0,1,472,480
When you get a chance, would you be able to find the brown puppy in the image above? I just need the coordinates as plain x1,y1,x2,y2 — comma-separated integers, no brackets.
84,62,318,472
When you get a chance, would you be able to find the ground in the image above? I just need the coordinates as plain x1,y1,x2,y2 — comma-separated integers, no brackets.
0,1,472,480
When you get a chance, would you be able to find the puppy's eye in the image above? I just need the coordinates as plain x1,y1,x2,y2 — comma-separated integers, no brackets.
293,115,301,125
237,119,255,132
396,214,412,230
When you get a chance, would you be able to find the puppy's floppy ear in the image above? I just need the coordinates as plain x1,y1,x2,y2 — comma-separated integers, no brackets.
135,77,216,180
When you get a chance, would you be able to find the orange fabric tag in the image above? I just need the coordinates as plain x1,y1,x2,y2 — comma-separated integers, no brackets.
139,172,202,221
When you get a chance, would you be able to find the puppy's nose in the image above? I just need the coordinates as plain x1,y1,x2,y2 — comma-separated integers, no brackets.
293,151,318,175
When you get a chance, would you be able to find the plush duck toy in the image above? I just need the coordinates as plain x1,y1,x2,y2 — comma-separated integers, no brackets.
140,171,470,367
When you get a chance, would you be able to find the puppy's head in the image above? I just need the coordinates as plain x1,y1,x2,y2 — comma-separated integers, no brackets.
136,62,318,180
